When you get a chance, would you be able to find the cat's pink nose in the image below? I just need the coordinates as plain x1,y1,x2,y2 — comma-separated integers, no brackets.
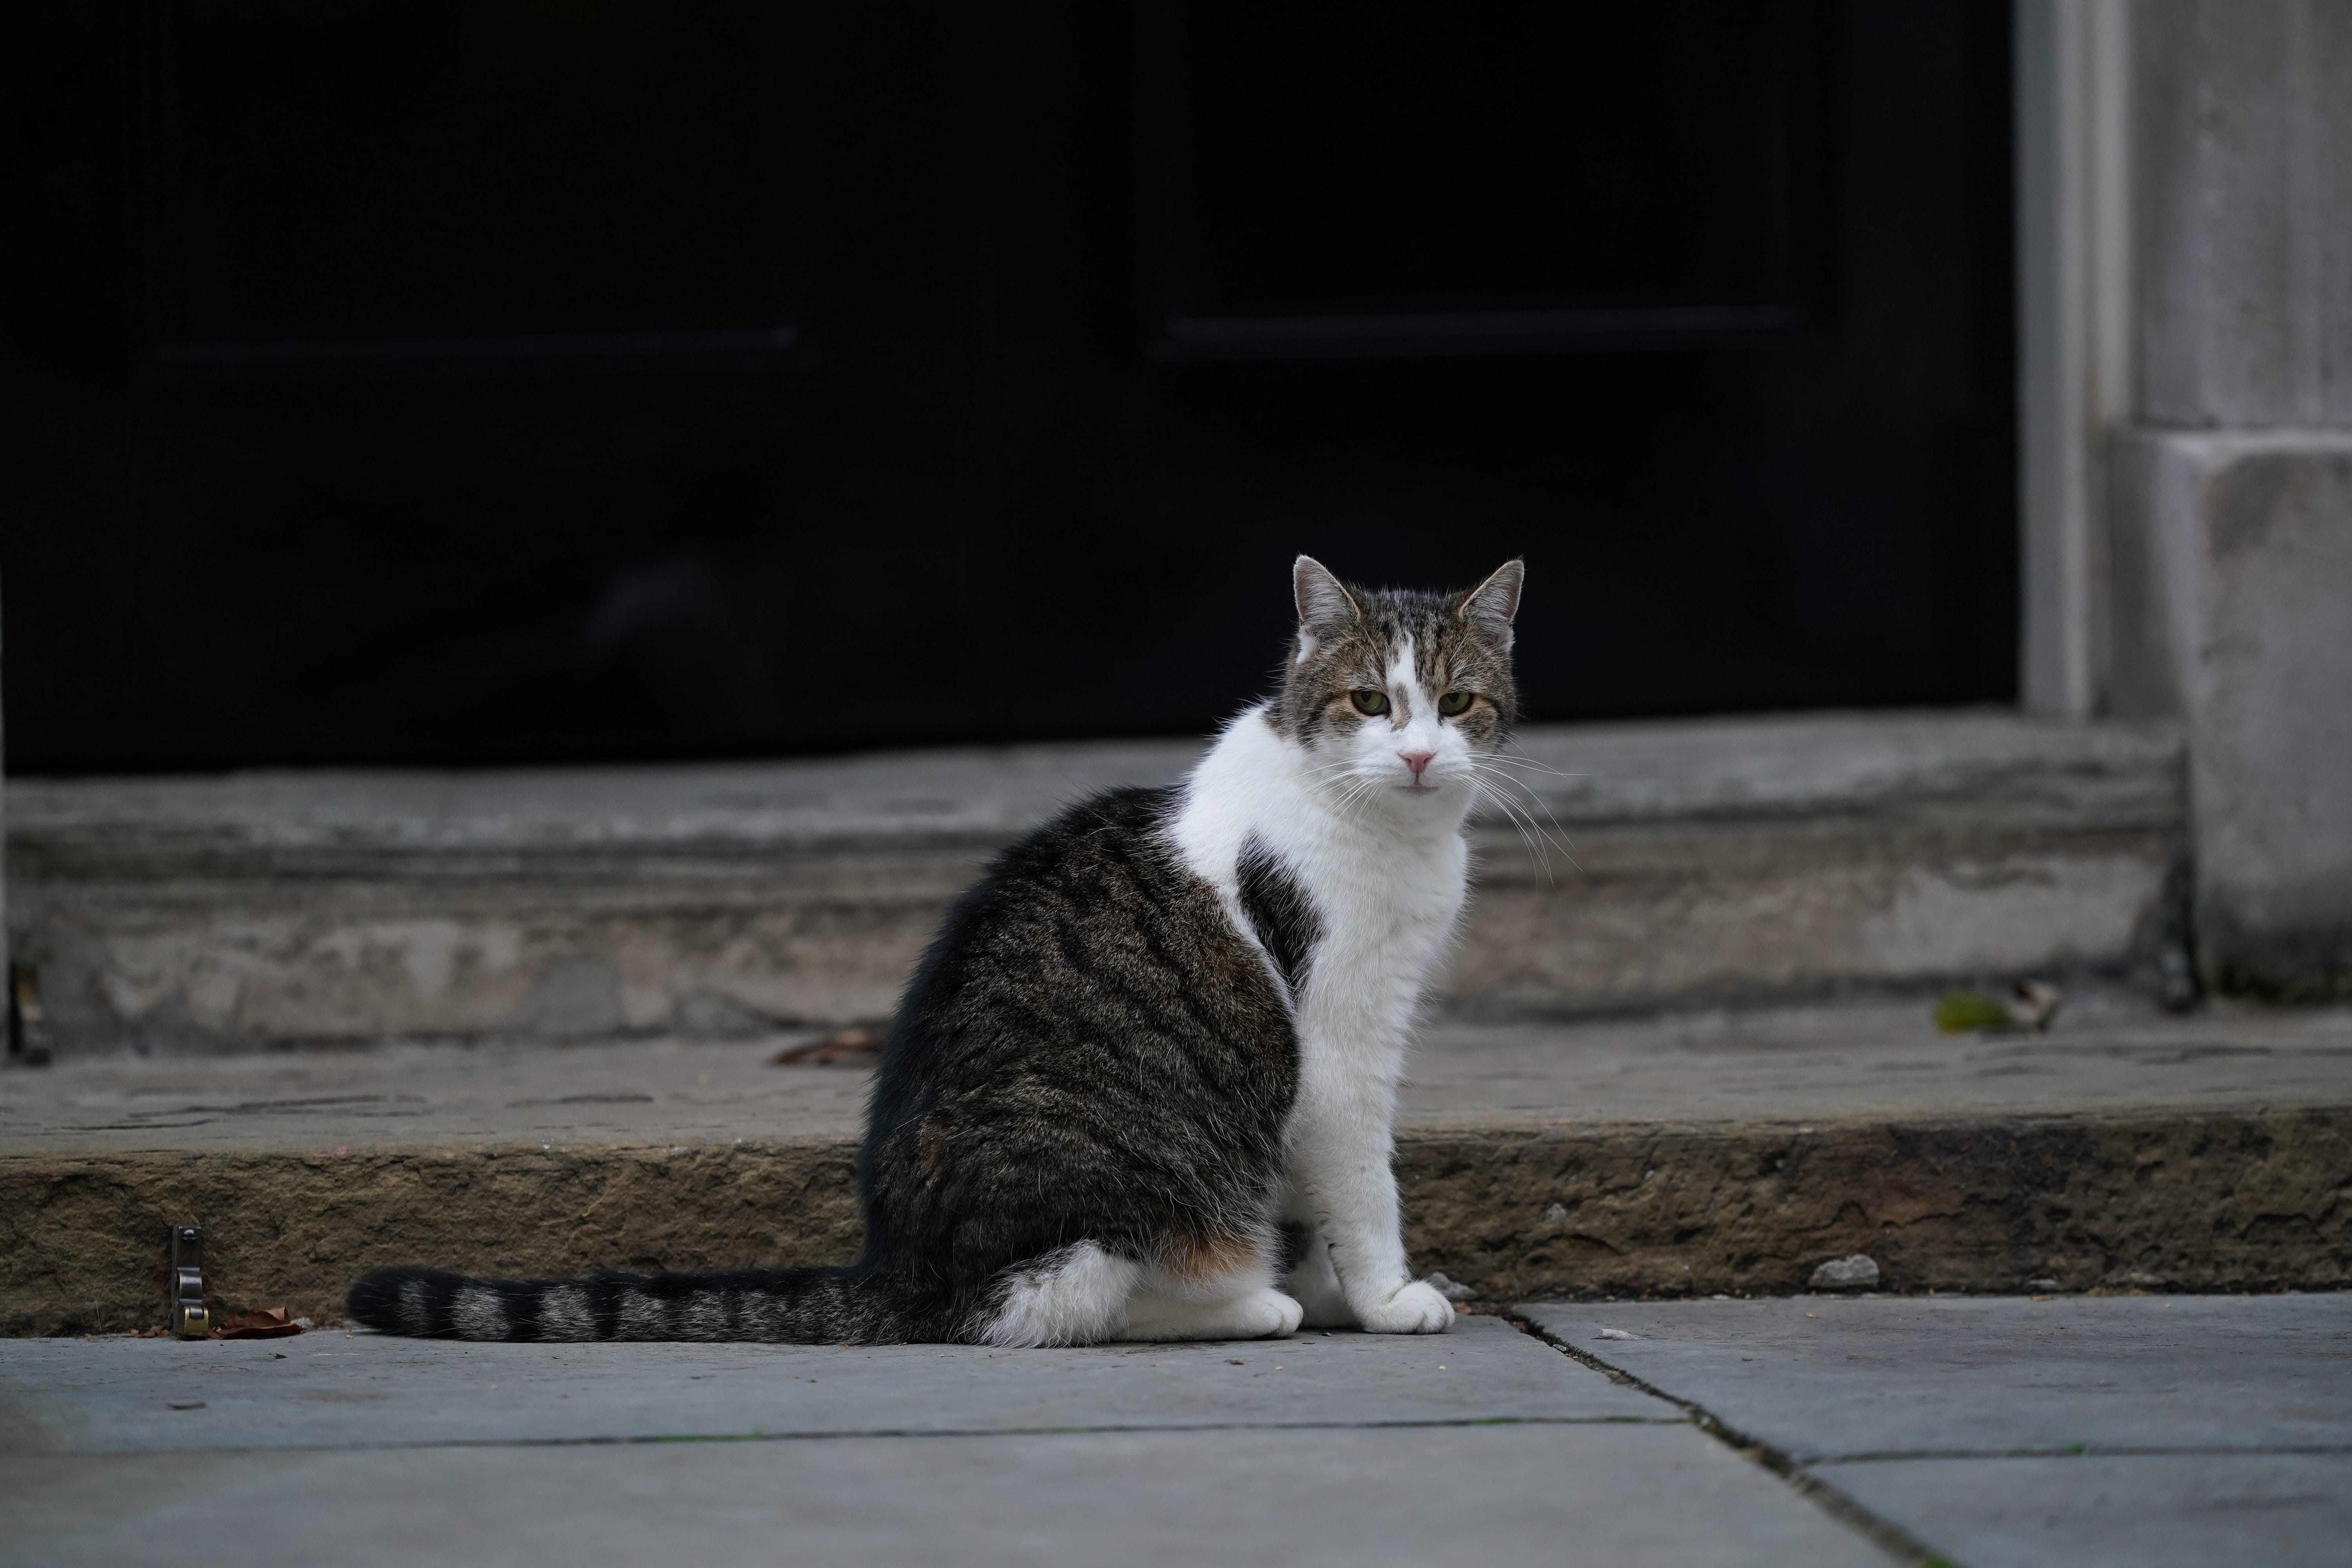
1399,750,1435,778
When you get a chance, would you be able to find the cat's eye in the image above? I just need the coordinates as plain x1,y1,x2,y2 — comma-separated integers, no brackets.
1438,691,1475,717
1349,689,1389,716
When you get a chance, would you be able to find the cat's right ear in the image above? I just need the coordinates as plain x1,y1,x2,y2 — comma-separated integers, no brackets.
1293,555,1361,629
1459,559,1524,630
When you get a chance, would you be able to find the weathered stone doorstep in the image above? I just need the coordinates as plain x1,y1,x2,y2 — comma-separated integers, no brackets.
6,710,2186,1054
10,1109,2344,1338
8,995,2345,1336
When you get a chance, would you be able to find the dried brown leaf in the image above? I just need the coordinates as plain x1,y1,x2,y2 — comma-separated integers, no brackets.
770,1025,882,1067
211,1307,304,1339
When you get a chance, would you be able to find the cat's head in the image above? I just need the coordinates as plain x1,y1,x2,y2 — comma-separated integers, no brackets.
1273,555,1522,809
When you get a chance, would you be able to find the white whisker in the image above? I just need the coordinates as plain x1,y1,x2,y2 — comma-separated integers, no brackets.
1461,760,1580,873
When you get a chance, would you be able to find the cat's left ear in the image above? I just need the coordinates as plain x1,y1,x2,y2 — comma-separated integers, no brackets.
1459,559,1524,634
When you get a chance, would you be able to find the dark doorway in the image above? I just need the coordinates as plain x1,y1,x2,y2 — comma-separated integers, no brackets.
2,1,2014,773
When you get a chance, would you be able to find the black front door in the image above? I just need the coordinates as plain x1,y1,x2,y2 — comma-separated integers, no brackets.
2,0,2014,771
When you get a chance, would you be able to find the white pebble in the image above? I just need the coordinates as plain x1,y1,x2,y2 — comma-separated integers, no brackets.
1809,1254,1882,1290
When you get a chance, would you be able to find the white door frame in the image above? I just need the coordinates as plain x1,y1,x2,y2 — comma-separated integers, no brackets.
2014,0,2134,718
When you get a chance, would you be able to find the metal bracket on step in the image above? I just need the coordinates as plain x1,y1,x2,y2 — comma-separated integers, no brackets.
7,964,53,1066
170,1225,210,1339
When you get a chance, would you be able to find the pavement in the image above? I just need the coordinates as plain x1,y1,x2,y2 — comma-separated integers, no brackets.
1524,1293,2352,1568
4,1294,2344,1567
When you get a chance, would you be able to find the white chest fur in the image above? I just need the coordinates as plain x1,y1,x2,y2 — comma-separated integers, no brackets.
1168,707,1470,1089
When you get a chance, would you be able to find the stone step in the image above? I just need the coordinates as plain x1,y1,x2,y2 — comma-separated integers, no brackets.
7,995,2347,1334
6,710,2186,1055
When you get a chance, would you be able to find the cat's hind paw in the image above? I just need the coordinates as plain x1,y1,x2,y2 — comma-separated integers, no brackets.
1118,1287,1303,1342
1231,1287,1307,1340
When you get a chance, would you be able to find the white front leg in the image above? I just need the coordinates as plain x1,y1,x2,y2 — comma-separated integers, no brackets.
1281,1220,1355,1329
1285,1074,1454,1336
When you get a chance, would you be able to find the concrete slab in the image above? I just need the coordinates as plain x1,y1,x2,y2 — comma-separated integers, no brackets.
11,994,2351,1157
1522,1294,2352,1461
1408,995,2352,1129
1822,1453,2352,1568
0,1423,1900,1568
0,1310,1893,1568
7,710,2186,1051
0,1033,874,1156
1526,1293,2352,1568
10,1000,2352,1332
1457,711,2187,1015
4,710,2169,867
0,1315,1666,1454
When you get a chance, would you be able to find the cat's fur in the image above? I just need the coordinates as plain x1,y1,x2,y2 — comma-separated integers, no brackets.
348,555,1523,1345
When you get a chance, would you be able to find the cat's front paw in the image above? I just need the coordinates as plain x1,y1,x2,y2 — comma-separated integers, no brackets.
1353,1279,1455,1335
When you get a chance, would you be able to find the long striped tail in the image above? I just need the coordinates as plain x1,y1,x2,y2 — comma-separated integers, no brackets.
345,1263,953,1344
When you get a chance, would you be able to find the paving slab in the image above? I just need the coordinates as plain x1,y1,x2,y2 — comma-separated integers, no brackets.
0,1311,1898,1568
1822,1454,2352,1568
0,1314,1665,1454
0,1423,1899,1568
1524,1294,2352,1568
1521,1293,2352,1461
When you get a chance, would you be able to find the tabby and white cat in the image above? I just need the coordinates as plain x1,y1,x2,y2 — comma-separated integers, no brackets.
350,555,1523,1345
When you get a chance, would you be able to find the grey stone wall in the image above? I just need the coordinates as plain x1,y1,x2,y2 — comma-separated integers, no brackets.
2109,0,2352,992
2133,0,2352,426
2112,431,2352,986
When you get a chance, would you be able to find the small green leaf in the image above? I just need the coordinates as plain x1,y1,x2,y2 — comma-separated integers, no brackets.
1932,990,2014,1033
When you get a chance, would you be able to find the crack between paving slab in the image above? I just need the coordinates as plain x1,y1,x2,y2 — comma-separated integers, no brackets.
1815,1442,2352,1465
37,1413,1692,1459
1503,1310,1962,1568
